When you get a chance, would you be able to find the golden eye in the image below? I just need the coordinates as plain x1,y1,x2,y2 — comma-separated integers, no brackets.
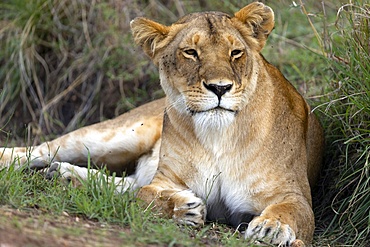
231,49,243,59
184,49,198,57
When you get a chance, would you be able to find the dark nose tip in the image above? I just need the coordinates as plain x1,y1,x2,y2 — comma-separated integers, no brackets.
203,82,232,100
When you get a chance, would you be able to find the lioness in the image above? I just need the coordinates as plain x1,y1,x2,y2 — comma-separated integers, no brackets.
0,2,324,246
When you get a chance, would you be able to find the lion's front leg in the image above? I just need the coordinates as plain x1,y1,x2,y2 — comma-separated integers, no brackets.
245,198,313,246
137,183,206,227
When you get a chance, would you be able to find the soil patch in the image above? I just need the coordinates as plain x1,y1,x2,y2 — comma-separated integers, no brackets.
0,206,132,247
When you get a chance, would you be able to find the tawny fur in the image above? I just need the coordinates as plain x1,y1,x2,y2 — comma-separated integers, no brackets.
0,2,324,246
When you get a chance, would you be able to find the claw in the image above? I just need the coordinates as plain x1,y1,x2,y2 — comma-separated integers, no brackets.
45,162,60,179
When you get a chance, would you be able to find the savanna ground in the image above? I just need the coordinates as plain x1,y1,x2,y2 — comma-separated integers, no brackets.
0,0,369,246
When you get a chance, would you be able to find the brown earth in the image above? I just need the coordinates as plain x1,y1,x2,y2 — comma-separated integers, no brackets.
0,206,134,247
0,205,309,247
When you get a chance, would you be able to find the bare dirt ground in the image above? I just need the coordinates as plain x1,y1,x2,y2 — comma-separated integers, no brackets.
0,206,133,247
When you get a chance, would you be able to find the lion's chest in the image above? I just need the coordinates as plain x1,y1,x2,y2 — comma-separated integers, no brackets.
162,113,268,221
182,130,264,221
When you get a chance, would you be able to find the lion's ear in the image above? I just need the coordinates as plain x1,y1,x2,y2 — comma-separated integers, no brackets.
130,17,170,59
233,2,275,51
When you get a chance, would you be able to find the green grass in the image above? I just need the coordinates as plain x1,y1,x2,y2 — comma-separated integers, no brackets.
1,0,370,246
0,164,245,246
313,2,370,244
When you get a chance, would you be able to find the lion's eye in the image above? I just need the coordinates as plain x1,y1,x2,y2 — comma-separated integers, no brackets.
231,49,243,59
183,49,198,58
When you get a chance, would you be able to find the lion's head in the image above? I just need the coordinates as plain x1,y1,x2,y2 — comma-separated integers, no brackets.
131,2,274,129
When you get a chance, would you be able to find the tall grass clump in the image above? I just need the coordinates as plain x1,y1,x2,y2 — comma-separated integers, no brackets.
0,0,230,145
0,0,155,143
315,1,369,245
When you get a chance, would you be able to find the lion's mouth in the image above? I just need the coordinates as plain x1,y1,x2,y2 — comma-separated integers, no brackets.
189,106,236,116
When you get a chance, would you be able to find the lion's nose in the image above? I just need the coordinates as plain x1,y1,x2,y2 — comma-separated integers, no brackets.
203,82,232,100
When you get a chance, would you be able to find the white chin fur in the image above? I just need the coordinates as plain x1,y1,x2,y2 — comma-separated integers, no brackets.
192,110,235,131
192,110,235,155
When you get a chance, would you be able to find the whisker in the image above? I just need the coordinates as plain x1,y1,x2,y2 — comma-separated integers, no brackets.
165,96,184,113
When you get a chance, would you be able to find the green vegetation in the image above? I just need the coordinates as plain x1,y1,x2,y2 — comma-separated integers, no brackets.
0,0,369,246
314,1,370,245
0,165,242,246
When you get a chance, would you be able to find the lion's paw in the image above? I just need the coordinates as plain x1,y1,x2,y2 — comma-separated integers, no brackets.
28,158,49,170
245,216,296,246
45,162,61,179
171,190,206,227
45,162,86,183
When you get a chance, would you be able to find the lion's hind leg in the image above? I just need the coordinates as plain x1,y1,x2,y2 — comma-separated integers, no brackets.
46,162,138,193
45,139,161,194
0,146,46,169
1,99,165,173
